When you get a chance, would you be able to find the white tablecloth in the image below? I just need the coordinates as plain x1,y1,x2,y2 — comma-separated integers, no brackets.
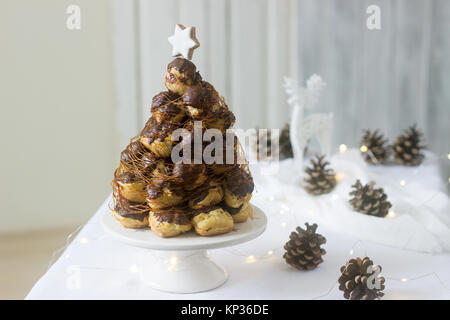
27,150,450,299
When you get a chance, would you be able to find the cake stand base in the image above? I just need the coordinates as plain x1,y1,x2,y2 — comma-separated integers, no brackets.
101,204,267,294
140,249,227,293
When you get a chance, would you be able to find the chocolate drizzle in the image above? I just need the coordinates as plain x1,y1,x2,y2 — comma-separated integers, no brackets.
116,171,141,183
140,117,177,144
152,209,191,225
114,200,149,221
220,202,243,215
190,205,222,217
172,163,206,185
151,91,184,121
120,140,145,166
167,58,202,84
182,85,204,107
140,152,159,171
226,168,254,197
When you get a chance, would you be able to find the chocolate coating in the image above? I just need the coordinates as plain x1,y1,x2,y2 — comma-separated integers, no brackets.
140,152,159,170
114,201,149,220
151,91,183,118
220,202,243,215
116,171,141,183
167,58,201,84
146,180,183,200
120,140,145,165
190,205,222,217
226,168,254,197
140,117,177,144
182,85,203,107
172,163,206,184
152,209,191,225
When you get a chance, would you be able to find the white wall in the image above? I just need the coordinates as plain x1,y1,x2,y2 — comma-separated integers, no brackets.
0,0,118,232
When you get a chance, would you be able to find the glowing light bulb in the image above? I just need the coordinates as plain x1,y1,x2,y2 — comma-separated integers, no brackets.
281,222,287,228
339,144,348,153
332,194,339,200
267,250,274,255
170,256,178,265
401,278,408,282
400,180,406,186
129,264,140,273
360,145,368,152
335,172,345,181
79,237,89,244
349,249,354,255
246,255,256,263
268,196,275,201
387,210,396,218
447,154,450,160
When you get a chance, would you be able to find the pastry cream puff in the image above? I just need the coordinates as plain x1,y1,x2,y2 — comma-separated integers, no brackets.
182,85,204,119
172,163,208,191
146,182,184,210
151,91,185,123
149,209,192,238
191,207,234,236
139,117,176,158
221,202,253,223
224,167,254,208
165,58,202,95
115,172,147,203
204,98,235,132
112,201,149,229
189,181,224,209
118,140,146,173
210,135,240,175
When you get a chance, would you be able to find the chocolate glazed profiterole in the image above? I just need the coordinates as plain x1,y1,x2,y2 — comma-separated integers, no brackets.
149,208,192,238
222,167,255,223
112,197,149,229
111,37,255,235
190,206,234,236
151,91,185,124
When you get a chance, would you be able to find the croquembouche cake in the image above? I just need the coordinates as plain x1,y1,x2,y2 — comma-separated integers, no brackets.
111,24,254,237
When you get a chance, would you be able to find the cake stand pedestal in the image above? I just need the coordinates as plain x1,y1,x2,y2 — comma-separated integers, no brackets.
101,205,267,293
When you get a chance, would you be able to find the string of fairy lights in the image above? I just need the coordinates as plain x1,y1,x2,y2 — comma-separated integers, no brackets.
47,146,450,298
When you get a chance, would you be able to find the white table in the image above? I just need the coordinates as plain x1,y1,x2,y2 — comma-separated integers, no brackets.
27,151,450,299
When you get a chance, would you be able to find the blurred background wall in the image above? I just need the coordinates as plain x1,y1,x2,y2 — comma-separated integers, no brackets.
1,0,449,233
0,0,116,232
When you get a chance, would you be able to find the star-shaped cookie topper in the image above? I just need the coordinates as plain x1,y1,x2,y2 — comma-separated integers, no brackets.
168,24,200,60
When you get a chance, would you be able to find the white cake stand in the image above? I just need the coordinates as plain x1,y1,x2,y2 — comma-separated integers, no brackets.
101,205,267,293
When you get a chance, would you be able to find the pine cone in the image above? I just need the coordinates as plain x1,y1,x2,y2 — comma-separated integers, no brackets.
279,123,293,160
304,155,337,195
392,124,425,166
349,180,392,217
254,124,293,161
338,257,385,300
283,223,326,270
254,127,272,161
361,129,389,164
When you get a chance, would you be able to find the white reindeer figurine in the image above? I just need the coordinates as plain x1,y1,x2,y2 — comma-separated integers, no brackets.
283,75,333,173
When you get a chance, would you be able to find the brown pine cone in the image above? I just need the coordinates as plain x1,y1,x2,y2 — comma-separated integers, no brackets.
304,155,337,195
283,223,326,270
338,257,385,300
392,124,425,166
361,129,390,164
349,180,392,217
